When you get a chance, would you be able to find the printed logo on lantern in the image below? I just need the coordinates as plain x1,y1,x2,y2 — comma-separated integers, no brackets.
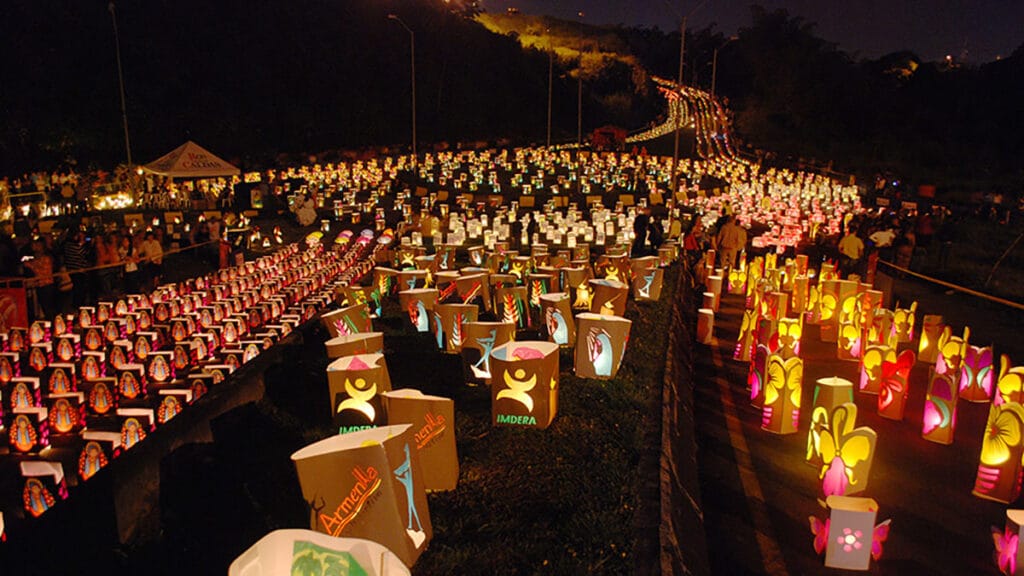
319,466,381,537
415,412,447,450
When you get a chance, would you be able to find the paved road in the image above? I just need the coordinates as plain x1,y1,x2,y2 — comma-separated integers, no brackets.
693,286,1013,575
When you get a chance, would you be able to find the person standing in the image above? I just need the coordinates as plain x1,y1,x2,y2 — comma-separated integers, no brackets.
838,227,865,277
62,230,90,306
631,207,651,257
715,216,747,269
139,232,164,290
23,240,55,320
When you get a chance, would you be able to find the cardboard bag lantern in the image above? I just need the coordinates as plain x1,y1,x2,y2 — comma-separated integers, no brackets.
761,354,803,435
997,355,1024,406
938,325,969,383
326,333,384,360
960,343,995,403
727,264,747,295
490,341,559,429
433,303,479,354
859,344,893,395
291,425,432,567
811,495,891,571
749,344,771,409
632,266,663,302
877,349,916,420
575,313,631,380
540,292,576,347
495,285,529,329
229,530,411,576
818,403,877,497
322,303,374,339
734,309,758,362
398,289,438,333
922,373,959,445
461,321,516,384
455,273,491,312
327,354,392,434
383,389,458,491
918,314,945,364
974,402,1024,503
892,301,918,344
697,309,715,345
588,279,628,317
807,377,855,468
562,267,594,311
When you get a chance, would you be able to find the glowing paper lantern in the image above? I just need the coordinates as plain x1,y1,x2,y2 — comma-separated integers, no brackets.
918,314,945,364
21,461,67,518
383,389,458,491
807,377,854,468
922,373,959,445
588,279,629,317
749,344,770,409
696,309,714,345
398,289,438,333
495,285,529,329
434,303,479,353
321,304,373,339
791,275,809,314
859,345,893,395
539,292,576,347
326,354,392,434
877,350,916,420
702,291,717,312
892,301,918,343
461,321,516,384
733,309,757,362
959,344,995,403
761,354,803,435
291,424,432,566
818,403,877,497
811,495,890,571
727,264,747,295
326,332,384,360
632,267,664,302
455,273,492,312
490,341,560,429
975,401,1024,503
865,308,894,347
820,280,856,343
706,275,724,311
773,317,803,359
575,313,631,380
229,531,411,576
991,510,1024,576
997,355,1024,406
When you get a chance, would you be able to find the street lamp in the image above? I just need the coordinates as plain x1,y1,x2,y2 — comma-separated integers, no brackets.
711,35,738,99
108,1,132,166
668,0,708,197
388,14,417,168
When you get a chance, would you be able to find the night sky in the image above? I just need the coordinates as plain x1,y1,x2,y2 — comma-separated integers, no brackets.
481,0,1024,63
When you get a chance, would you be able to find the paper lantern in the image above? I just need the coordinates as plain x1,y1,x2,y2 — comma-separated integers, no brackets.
810,495,890,571
805,283,822,325
575,313,631,379
864,308,894,347
495,285,529,329
706,275,724,311
433,303,479,353
918,314,945,364
959,344,994,403
398,289,438,333
597,253,629,283
291,424,432,566
397,269,428,291
877,350,916,420
807,377,854,468
697,309,714,345
937,326,969,384
974,402,1024,503
540,293,576,347
562,267,594,311
632,267,664,301
326,332,384,360
490,341,559,429
461,321,516,384
455,273,491,312
727,265,747,295
791,275,809,314
819,280,856,343
327,354,392,434
230,530,411,576
859,345,893,395
761,355,803,435
997,355,1024,406
383,389,458,491
773,317,802,359
733,309,757,361
749,344,770,408
321,303,374,338
991,510,1024,576
588,279,628,317
702,291,717,312
892,301,918,343
818,403,877,497
922,373,959,445
21,461,67,518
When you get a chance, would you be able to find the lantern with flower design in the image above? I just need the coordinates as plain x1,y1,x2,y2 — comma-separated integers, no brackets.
918,314,945,364
761,354,803,435
959,343,995,403
817,403,876,497
973,402,1024,503
877,350,916,420
922,373,959,445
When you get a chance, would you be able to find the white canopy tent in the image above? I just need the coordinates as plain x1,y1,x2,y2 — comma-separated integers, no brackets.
142,141,239,178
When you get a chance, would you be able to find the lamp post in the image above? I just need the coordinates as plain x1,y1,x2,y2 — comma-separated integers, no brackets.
711,35,738,99
547,28,553,148
388,14,417,168
108,1,132,166
669,0,708,197
577,10,584,149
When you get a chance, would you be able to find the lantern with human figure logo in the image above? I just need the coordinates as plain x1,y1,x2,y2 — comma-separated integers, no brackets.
326,354,392,434
291,424,432,567
490,341,559,429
